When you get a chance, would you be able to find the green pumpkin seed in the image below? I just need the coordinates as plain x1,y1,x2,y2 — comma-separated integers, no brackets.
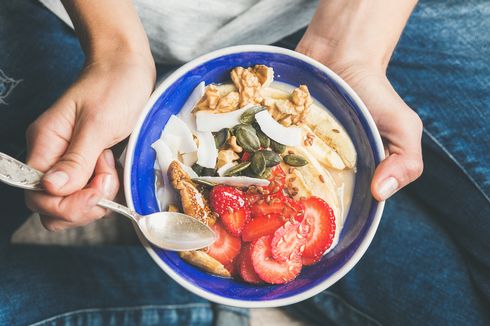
270,140,286,154
213,128,230,149
259,167,272,179
235,128,260,152
256,129,271,148
258,150,281,167
239,106,266,124
224,161,251,176
283,154,309,167
192,178,216,187
232,123,256,136
251,152,266,175
191,163,204,176
201,167,217,176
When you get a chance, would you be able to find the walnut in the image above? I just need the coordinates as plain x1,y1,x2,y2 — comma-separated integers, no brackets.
231,66,273,107
291,85,312,116
252,65,274,87
217,149,239,169
227,135,242,153
194,85,220,111
275,99,296,115
265,85,312,126
216,91,239,112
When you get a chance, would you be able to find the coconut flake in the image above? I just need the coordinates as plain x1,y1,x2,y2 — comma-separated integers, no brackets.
217,162,237,177
196,131,218,168
161,115,197,153
151,139,178,210
182,151,198,166
178,82,205,132
195,106,251,132
193,176,270,187
255,110,302,146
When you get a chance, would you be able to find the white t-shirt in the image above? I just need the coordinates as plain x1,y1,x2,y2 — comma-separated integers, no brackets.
39,0,318,64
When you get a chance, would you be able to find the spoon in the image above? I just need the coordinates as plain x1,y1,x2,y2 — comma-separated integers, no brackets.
0,152,216,251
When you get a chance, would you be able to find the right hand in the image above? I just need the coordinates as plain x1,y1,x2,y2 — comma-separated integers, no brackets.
25,53,155,231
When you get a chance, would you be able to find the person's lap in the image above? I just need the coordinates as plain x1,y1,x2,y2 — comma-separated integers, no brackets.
1,0,488,325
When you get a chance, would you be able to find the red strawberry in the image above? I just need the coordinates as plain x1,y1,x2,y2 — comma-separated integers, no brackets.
241,151,251,162
301,197,336,265
224,259,239,277
271,219,310,262
241,213,285,242
302,255,322,266
206,222,241,266
238,243,262,284
210,186,251,236
265,165,286,192
251,236,302,284
251,196,304,221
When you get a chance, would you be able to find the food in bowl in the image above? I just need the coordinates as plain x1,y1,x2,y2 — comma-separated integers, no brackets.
151,64,357,285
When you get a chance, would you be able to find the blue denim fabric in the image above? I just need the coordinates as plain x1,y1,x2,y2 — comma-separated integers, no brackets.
1,0,489,326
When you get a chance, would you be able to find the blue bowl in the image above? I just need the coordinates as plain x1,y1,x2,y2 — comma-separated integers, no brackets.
124,45,385,307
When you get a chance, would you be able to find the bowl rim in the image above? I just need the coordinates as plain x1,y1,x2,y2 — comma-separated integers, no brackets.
124,44,385,308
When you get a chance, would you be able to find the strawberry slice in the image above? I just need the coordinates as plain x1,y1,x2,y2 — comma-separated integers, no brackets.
251,236,302,284
238,243,262,284
241,213,285,242
210,185,251,236
265,165,286,193
224,259,239,277
301,197,336,265
271,220,310,262
206,222,241,266
251,195,304,221
302,255,322,266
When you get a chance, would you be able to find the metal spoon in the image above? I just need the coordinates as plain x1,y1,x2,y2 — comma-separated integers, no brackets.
0,152,216,251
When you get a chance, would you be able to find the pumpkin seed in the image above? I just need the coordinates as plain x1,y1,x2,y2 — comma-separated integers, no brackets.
192,178,216,187
260,167,272,179
239,106,266,124
251,152,266,175
283,154,309,167
256,129,271,148
235,128,260,152
201,167,217,176
258,150,281,167
213,128,230,149
232,123,256,136
191,163,204,176
270,139,286,153
224,161,251,176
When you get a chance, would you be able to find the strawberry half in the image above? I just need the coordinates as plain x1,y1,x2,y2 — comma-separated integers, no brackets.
301,197,336,265
206,222,241,266
241,213,285,242
271,219,310,262
238,243,262,284
210,185,251,236
251,195,304,221
251,235,302,284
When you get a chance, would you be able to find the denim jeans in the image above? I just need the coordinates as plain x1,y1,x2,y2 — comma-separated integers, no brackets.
0,0,489,325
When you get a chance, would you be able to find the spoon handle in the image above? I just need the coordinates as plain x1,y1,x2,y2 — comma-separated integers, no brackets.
0,152,139,222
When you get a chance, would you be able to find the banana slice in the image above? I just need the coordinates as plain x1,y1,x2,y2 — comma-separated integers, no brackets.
304,105,357,169
179,251,231,277
301,125,345,170
260,86,291,100
283,147,340,218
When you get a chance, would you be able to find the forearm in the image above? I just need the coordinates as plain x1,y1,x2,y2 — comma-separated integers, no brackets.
62,0,153,67
297,0,417,72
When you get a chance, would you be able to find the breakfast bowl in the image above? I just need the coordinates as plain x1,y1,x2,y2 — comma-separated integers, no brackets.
124,45,385,308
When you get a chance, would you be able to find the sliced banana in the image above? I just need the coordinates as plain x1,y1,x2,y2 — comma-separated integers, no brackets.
301,125,345,170
179,251,231,277
260,86,291,100
283,147,340,218
304,105,357,169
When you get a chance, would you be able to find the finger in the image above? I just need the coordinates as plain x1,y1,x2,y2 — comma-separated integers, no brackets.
25,151,119,231
41,118,107,196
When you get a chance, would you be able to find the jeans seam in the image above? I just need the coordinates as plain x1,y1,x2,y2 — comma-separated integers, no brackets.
423,129,490,204
28,303,211,326
322,290,383,326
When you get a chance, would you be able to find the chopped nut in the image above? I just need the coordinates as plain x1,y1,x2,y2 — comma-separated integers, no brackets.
195,85,220,111
227,135,243,153
253,65,274,87
168,204,180,212
216,91,239,112
217,149,239,169
319,175,325,183
231,66,273,107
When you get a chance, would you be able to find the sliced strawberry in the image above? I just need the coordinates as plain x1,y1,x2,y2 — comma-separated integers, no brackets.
210,185,251,235
238,243,262,284
241,213,285,242
206,222,241,266
271,220,310,262
251,236,302,284
265,165,286,193
301,197,336,264
302,255,322,266
251,195,304,221
224,258,239,277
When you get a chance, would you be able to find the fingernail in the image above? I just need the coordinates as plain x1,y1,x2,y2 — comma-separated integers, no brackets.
104,150,115,168
44,171,69,189
102,174,113,197
87,193,101,207
377,177,399,200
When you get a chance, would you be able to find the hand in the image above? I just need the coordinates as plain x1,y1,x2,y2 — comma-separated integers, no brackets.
25,54,155,231
296,44,423,201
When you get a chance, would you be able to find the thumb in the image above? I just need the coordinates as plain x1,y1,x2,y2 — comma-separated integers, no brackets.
42,121,106,196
